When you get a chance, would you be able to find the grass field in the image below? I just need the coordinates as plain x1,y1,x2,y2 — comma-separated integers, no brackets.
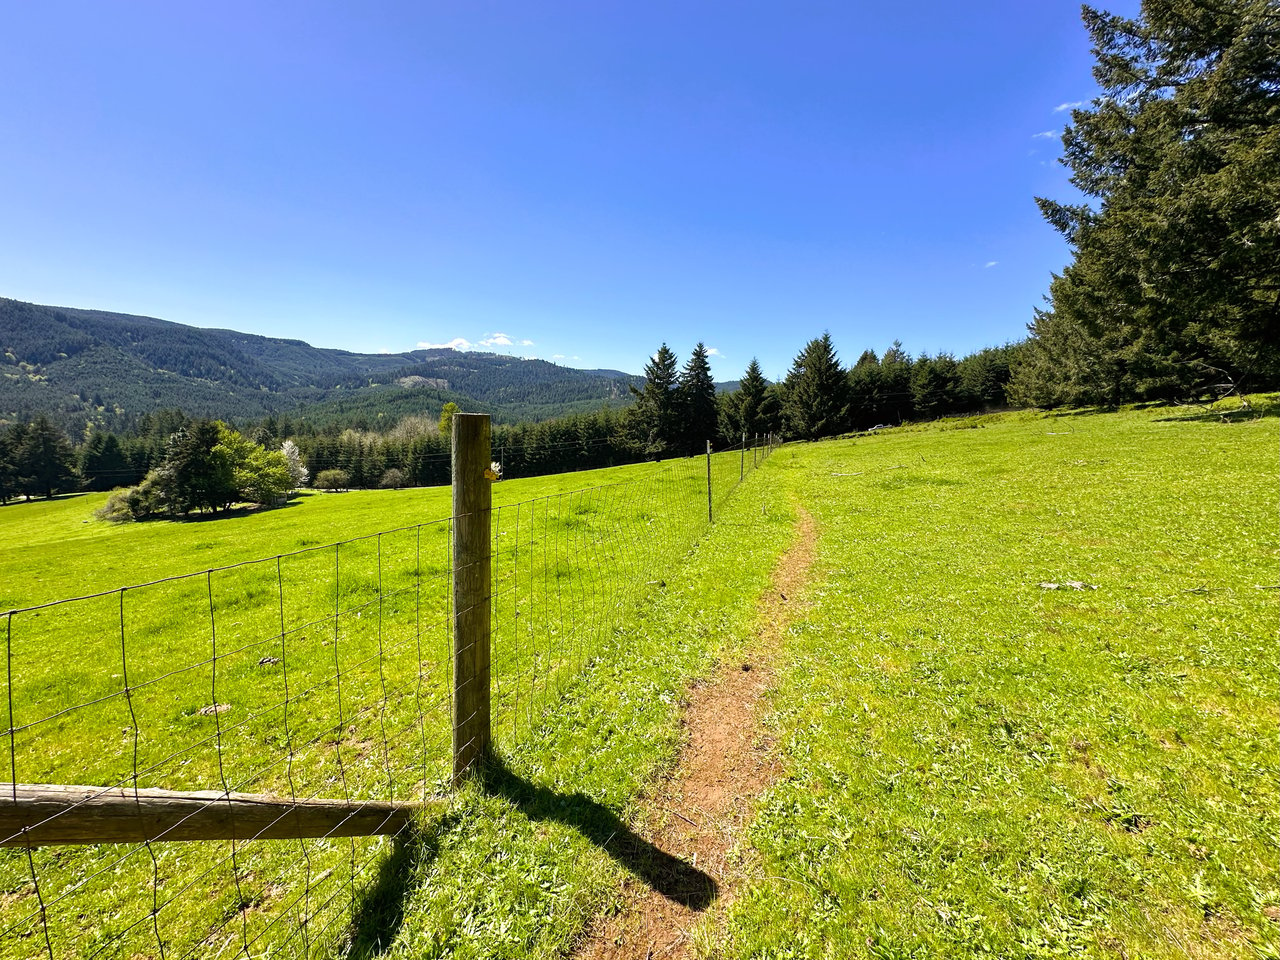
724,401,1278,959
0,445,780,958
1,402,1276,958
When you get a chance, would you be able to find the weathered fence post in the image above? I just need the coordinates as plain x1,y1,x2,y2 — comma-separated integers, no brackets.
706,440,713,523
452,412,492,783
740,432,745,481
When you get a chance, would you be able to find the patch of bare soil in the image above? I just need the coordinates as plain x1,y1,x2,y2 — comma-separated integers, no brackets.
574,507,817,960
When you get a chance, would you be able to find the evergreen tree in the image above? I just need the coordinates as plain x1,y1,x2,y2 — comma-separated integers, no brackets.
910,354,961,420
735,358,771,437
783,334,849,440
879,342,915,424
18,415,77,499
1016,0,1280,405
0,425,22,504
847,349,885,429
957,343,1020,410
629,344,680,456
162,421,236,514
678,343,718,452
82,432,132,491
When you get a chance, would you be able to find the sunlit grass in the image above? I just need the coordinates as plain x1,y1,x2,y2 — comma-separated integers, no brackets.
723,401,1278,958
0,446,782,958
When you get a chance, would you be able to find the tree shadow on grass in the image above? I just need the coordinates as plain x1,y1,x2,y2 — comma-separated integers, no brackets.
478,755,718,911
345,812,462,958
1152,401,1278,423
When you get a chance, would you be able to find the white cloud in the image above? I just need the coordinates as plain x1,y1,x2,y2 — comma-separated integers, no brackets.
520,339,534,346
552,354,566,360
478,332,513,347
984,261,999,268
706,347,722,357
1032,130,1056,139
1054,101,1084,112
417,337,472,350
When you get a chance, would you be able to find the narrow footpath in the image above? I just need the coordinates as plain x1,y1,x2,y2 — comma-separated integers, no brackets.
575,507,818,960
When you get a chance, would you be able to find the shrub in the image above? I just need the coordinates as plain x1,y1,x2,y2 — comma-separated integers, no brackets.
314,469,350,492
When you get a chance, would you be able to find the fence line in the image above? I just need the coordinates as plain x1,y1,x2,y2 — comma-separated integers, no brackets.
0,427,776,958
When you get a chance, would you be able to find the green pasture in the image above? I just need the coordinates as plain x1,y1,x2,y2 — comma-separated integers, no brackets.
723,400,1278,959
0,445,775,958
1,402,1276,959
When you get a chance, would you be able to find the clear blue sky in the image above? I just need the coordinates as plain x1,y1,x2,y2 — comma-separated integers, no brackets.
0,1,1136,381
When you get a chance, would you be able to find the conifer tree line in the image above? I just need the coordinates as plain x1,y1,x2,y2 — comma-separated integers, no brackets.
0,335,1024,511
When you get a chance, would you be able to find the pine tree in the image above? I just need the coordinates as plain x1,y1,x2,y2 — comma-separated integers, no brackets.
735,358,771,437
82,432,131,491
783,334,849,440
879,342,915,424
910,354,961,420
18,415,78,500
0,425,22,504
1016,0,1280,404
630,344,680,456
678,343,718,452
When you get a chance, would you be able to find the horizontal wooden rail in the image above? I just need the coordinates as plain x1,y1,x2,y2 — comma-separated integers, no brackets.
0,784,421,847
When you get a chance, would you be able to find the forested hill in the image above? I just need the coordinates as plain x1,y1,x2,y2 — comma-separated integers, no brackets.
0,297,648,433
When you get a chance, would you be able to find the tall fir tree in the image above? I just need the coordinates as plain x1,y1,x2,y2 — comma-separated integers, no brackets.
783,334,850,440
0,425,23,504
678,342,718,452
81,432,132,491
1014,0,1280,405
18,415,77,500
630,344,680,455
735,358,771,437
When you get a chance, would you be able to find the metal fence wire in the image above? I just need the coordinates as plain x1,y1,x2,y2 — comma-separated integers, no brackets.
0,435,774,959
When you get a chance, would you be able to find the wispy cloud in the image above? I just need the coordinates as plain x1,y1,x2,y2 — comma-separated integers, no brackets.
418,331,536,352
552,354,566,360
706,347,722,357
1032,130,1056,139
984,261,999,268
1053,101,1084,112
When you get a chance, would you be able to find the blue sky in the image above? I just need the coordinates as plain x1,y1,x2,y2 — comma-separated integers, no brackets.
0,1,1136,381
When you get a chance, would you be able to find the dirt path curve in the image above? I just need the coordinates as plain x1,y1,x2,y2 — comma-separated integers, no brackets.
574,507,817,960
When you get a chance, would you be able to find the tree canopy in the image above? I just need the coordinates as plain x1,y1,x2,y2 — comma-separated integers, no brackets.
1012,0,1280,406
783,334,849,440
678,343,718,453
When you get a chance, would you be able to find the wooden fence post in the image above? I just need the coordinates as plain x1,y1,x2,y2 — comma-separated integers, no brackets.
706,440,713,523
452,412,492,783
740,432,745,481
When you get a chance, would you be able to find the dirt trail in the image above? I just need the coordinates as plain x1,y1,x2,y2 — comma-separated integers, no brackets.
574,507,817,960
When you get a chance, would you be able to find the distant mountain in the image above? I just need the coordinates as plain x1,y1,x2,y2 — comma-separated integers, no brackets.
0,297,654,434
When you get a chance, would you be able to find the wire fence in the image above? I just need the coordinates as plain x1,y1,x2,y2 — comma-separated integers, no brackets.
0,434,775,958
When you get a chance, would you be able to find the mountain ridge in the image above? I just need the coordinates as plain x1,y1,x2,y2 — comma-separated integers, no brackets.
1,297,663,434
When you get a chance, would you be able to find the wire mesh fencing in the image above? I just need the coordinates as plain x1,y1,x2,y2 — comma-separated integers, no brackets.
0,433,775,958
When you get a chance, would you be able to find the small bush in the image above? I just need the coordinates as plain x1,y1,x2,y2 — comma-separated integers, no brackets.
93,474,169,522
314,469,350,492
379,468,407,490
